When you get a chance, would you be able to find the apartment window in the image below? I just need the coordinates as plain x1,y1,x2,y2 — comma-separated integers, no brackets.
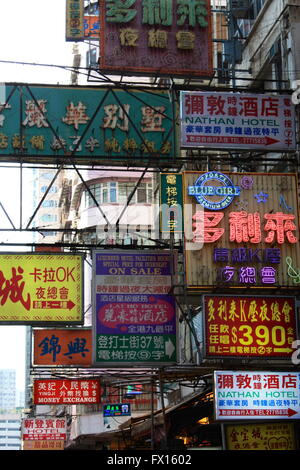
118,182,152,204
85,182,117,207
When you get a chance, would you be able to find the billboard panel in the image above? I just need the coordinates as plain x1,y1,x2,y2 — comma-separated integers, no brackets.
33,379,101,405
184,172,300,288
225,422,296,451
21,417,67,441
180,91,296,151
66,0,84,41
0,253,83,324
203,295,297,359
214,371,300,420
99,0,213,77
33,328,92,366
93,250,177,366
0,85,177,166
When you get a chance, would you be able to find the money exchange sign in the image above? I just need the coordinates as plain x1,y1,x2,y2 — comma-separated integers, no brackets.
203,295,297,358
0,253,83,324
33,379,101,405
93,250,177,365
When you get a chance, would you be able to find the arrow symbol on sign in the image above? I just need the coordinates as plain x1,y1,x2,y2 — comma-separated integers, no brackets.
165,338,175,358
33,300,75,310
273,347,293,353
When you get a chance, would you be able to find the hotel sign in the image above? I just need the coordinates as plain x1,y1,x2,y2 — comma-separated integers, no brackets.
180,91,296,151
99,0,213,77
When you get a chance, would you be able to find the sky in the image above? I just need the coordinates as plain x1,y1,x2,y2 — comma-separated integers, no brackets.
0,0,76,391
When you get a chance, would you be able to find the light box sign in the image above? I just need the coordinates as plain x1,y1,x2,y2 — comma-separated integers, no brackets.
93,250,177,365
21,417,67,441
99,0,213,77
66,0,84,41
214,370,300,420
160,173,183,234
103,403,131,417
183,172,300,288
180,91,296,151
33,328,92,366
0,85,176,165
0,253,83,324
203,295,297,359
225,422,296,451
33,379,101,405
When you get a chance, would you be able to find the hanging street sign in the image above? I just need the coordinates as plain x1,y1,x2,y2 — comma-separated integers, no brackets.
0,253,83,324
214,370,300,420
33,379,101,405
180,91,296,151
0,84,177,166
92,250,177,366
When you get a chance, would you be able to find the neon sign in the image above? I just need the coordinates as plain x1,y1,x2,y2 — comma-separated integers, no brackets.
188,171,240,210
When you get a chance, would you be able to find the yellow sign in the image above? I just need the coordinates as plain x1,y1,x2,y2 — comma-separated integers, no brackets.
0,253,83,324
225,422,296,450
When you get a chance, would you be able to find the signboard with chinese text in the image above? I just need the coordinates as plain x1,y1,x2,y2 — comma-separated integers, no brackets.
66,0,84,41
214,371,300,420
225,422,296,451
0,253,83,324
99,0,213,77
33,379,101,405
203,295,297,359
33,328,92,366
0,84,177,166
21,417,67,441
180,91,296,151
183,172,300,288
93,250,177,365
160,173,183,234
103,403,131,417
23,440,64,451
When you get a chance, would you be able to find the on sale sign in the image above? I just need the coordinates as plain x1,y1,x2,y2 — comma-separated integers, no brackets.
203,295,297,358
33,379,101,405
214,370,300,420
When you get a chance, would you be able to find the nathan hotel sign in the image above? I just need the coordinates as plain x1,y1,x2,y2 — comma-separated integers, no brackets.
183,171,300,289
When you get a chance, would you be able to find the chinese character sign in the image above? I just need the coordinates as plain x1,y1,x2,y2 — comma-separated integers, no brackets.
184,172,300,288
160,173,183,233
21,417,67,441
66,0,84,41
0,85,176,165
33,328,92,366
180,91,296,151
214,371,300,420
203,295,297,359
225,422,296,451
0,253,83,324
93,250,177,365
99,0,213,77
33,379,101,405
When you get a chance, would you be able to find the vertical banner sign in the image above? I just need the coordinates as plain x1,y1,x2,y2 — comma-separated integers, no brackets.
0,253,83,324
203,295,297,359
33,328,92,366
214,371,300,420
160,173,183,234
180,91,296,151
66,0,84,41
93,250,177,365
99,0,213,77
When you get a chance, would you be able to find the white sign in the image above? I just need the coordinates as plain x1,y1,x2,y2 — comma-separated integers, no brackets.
214,370,300,420
180,91,296,151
